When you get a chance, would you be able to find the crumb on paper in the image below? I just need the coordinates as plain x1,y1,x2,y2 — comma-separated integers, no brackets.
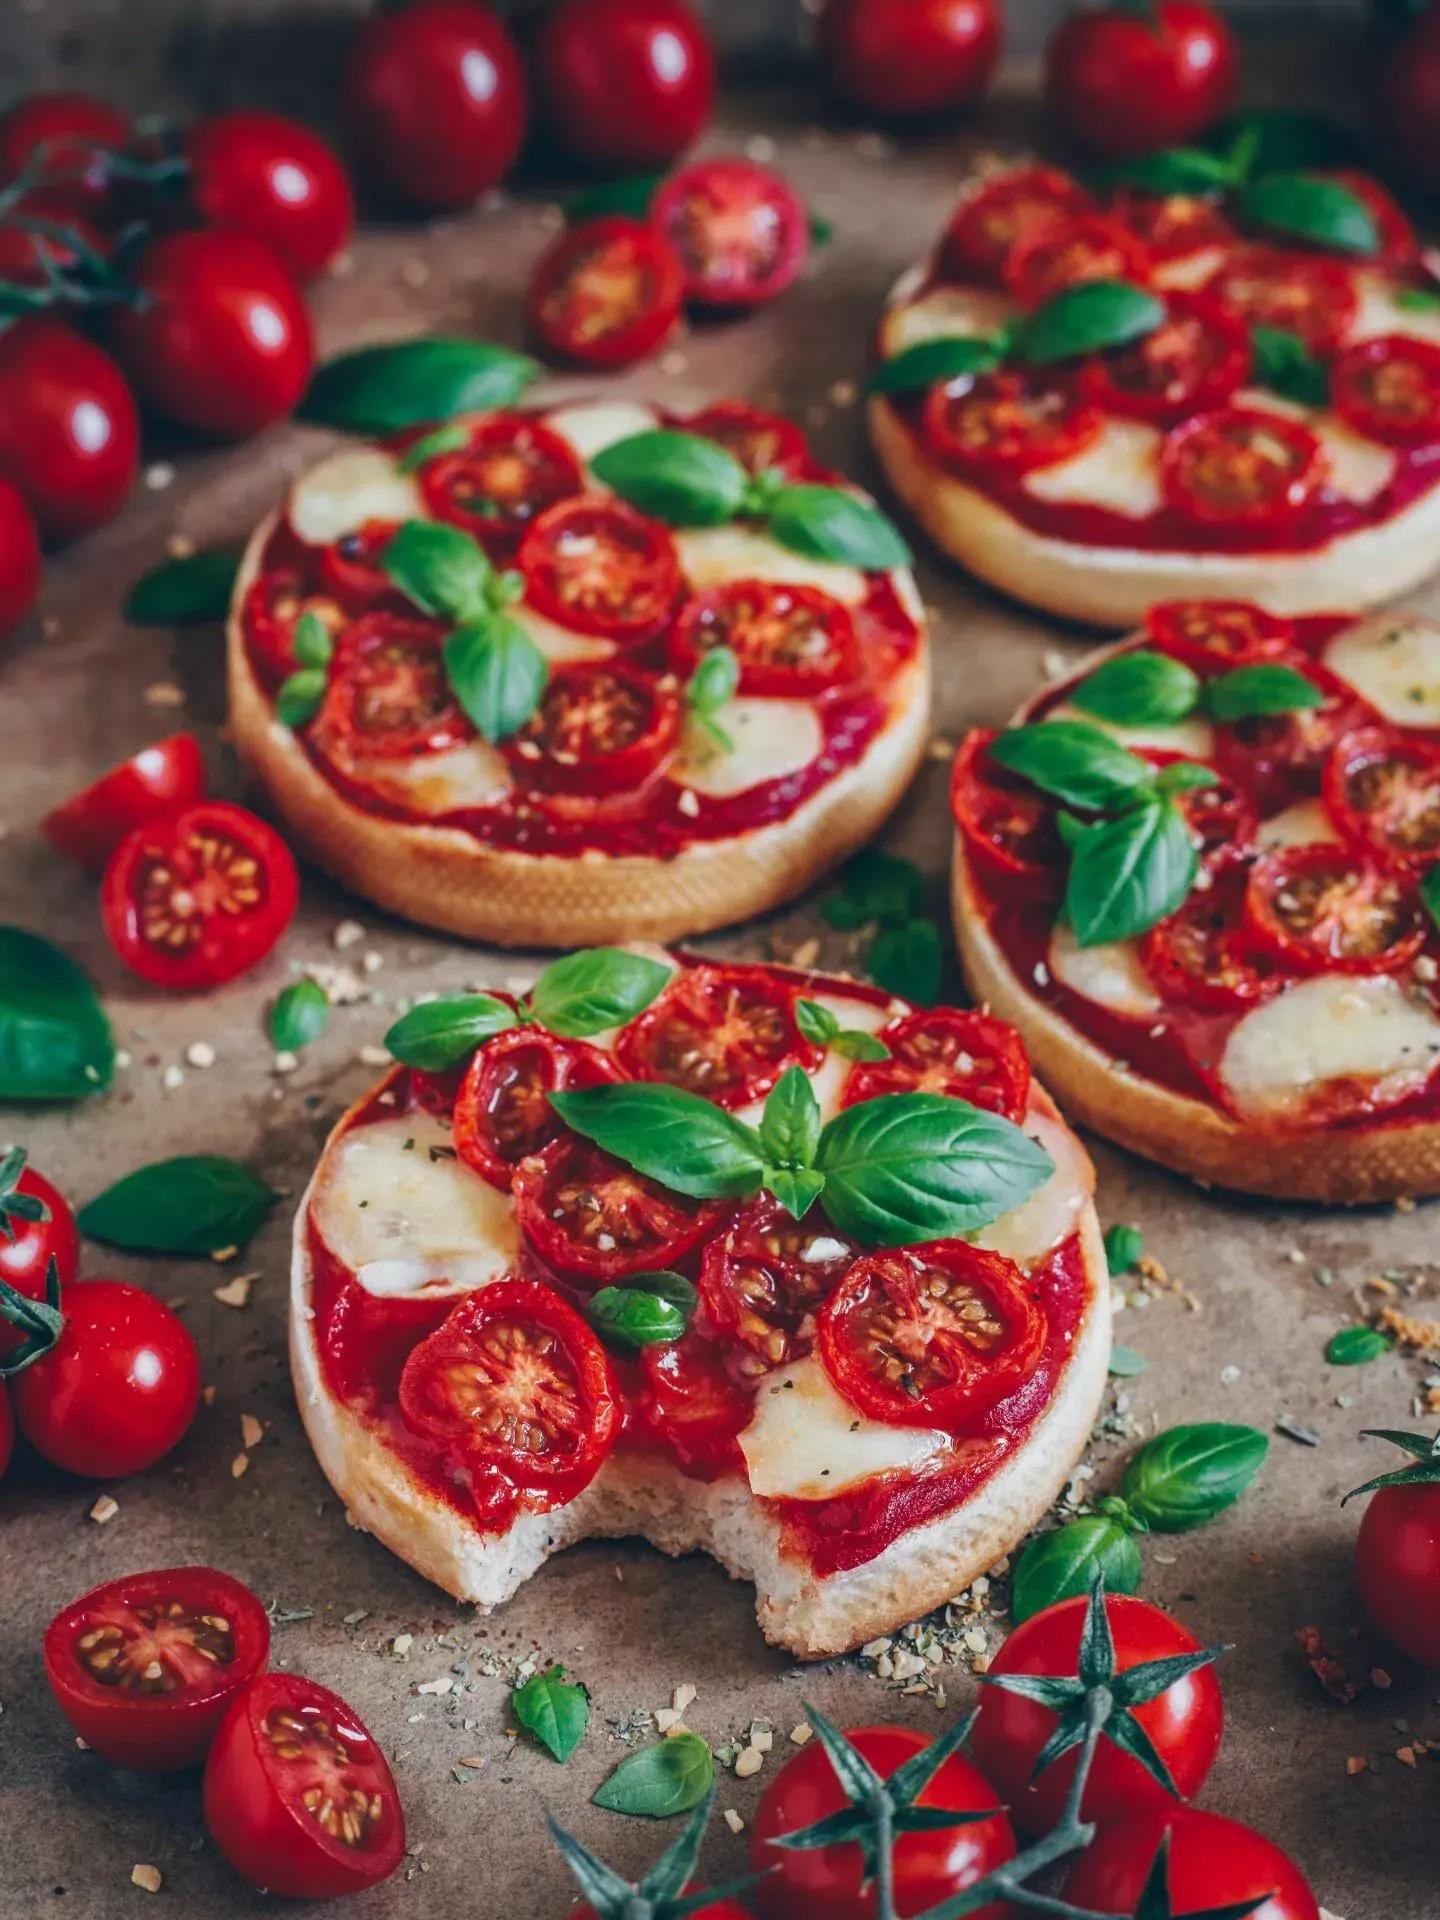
240,1414,263,1451
231,1453,250,1480
130,1865,163,1894
214,1273,257,1310
90,1495,119,1525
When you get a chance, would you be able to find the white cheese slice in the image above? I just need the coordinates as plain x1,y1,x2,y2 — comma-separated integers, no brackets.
311,1114,519,1299
675,525,868,606
1047,922,1161,1017
1324,613,1440,727
1220,975,1440,1121
544,400,661,464
1023,419,1165,518
1312,416,1396,505
1150,246,1229,293
671,698,823,798
972,1106,1093,1266
347,741,513,815
511,600,616,665
1346,271,1440,351
289,447,425,547
1044,700,1216,762
881,283,1016,355
1256,799,1341,852
739,1356,948,1500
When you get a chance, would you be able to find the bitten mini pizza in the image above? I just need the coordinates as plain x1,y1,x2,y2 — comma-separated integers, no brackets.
291,948,1108,1657
952,597,1440,1203
227,394,928,948
868,157,1440,627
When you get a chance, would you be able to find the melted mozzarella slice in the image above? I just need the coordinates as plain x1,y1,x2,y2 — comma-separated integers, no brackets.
346,741,512,815
511,601,616,665
545,400,661,464
1048,922,1161,1017
671,698,823,797
1023,420,1165,519
1346,271,1440,351
1311,416,1396,505
1220,975,1440,1121
739,1357,948,1500
311,1114,519,1299
289,447,425,547
972,1107,1093,1266
675,525,868,605
1044,700,1216,762
1150,247,1228,293
880,283,1017,356
1256,799,1340,852
1324,613,1440,727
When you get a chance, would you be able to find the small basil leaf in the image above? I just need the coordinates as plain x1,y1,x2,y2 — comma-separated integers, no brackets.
1098,147,1239,194
867,918,942,1008
79,1155,276,1255
822,848,925,930
766,1166,827,1220
988,721,1154,812
125,550,240,625
1203,663,1325,724
396,422,471,474
276,667,327,728
1249,324,1329,408
550,1084,765,1201
1070,650,1201,728
444,613,548,743
866,334,1006,397
529,948,671,1038
513,1667,590,1763
300,338,538,433
1122,1422,1269,1532
384,993,517,1069
759,1064,821,1171
1396,287,1440,315
592,1732,715,1818
587,1269,696,1348
565,172,665,224
1214,109,1353,180
0,927,114,1102
383,520,493,621
833,1029,891,1063
1065,799,1197,948
795,998,840,1046
1109,1345,1147,1378
1422,866,1440,934
1238,171,1380,256
591,430,747,527
1151,759,1219,797
687,644,739,716
269,978,329,1053
1326,1325,1393,1366
1012,280,1165,366
292,609,335,669
1011,1517,1143,1625
1104,1223,1144,1273
767,485,910,571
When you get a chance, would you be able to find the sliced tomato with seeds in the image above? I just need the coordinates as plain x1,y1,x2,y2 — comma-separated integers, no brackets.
840,1008,1032,1122
819,1242,1047,1432
203,1672,405,1899
316,519,402,604
1139,861,1283,1010
686,401,809,478
506,663,680,795
242,568,344,686
453,1029,621,1189
43,733,207,874
312,612,467,760
652,157,809,308
616,961,821,1109
101,801,299,992
1110,188,1234,261
1160,406,1324,530
1205,246,1357,356
636,1332,752,1479
527,214,683,369
417,412,584,550
1145,598,1295,674
520,495,680,644
1002,215,1152,307
1215,662,1374,812
1144,751,1256,860
1079,293,1248,427
697,1196,856,1379
669,579,862,698
923,370,1102,477
1331,335,1440,448
514,1135,725,1285
951,728,1066,899
943,168,1096,285
1244,844,1424,974
1323,726,1440,873
44,1567,270,1772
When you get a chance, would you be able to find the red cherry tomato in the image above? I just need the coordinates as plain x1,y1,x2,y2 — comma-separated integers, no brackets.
668,579,862,697
415,413,584,553
44,1567,271,1772
342,0,526,210
184,111,352,282
1110,187,1234,262
971,1593,1224,1835
0,92,130,204
101,800,300,992
1044,2,1237,160
818,0,1001,122
314,519,404,606
1206,247,1357,357
453,1029,621,1189
617,962,821,1108
1356,1477,1440,1669
943,167,1095,285
652,157,809,309
697,1195,856,1380
840,1007,1032,1121
951,727,1065,899
528,216,684,369
750,1723,1014,1920
12,1278,200,1478
242,570,345,688
0,476,42,641
0,319,139,541
535,0,715,171
203,1672,405,1898
686,401,809,478
1375,12,1440,200
1331,335,1440,448
1062,1807,1319,1920
635,1332,751,1477
1002,215,1152,306
924,369,1102,477
1159,407,1325,531
514,1135,725,1285
0,1156,80,1354
506,663,681,795
1145,598,1295,675
1139,859,1283,1011
520,496,680,643
1323,725,1440,874
42,733,207,874
1079,294,1249,428
111,230,314,440
1243,844,1424,975
312,614,467,760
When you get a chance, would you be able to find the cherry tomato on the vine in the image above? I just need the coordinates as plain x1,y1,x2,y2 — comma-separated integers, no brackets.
1354,1465,1440,1670
0,477,42,641
0,319,139,541
1044,2,1237,160
0,1153,81,1353
535,0,716,171
818,0,1002,123
185,111,354,282
0,194,110,287
42,733,208,874
0,92,129,204
1062,1807,1319,1920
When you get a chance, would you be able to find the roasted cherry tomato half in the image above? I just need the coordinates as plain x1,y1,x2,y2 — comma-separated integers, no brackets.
528,215,683,370
1145,751,1256,860
616,962,821,1108
0,476,42,641
1044,1,1237,161
453,1029,621,1189
636,1331,752,1479
1243,844,1424,975
686,401,809,478
971,1592,1223,1835
513,1135,725,1285
1323,726,1440,874
0,317,140,540
652,157,809,308
416,413,584,551
951,728,1066,898
506,663,681,795
203,1671,405,1899
1159,406,1324,531
316,520,404,605
1355,1471,1440,1670
669,579,862,698
1331,335,1440,449
1205,247,1357,357
818,1241,1046,1432
185,110,354,282
942,167,1095,285
698,1197,855,1380
43,734,208,874
1002,215,1152,307
313,613,467,761
1214,662,1374,813
1109,187,1233,261
0,91,130,203
242,570,345,687
924,369,1101,477
841,1006,1032,1122
520,496,680,644
1139,860,1282,1011
101,800,300,992
535,0,715,171
44,1566,271,1772
0,1155,80,1354
1062,1807,1320,1920
1079,293,1248,427
1145,598,1295,674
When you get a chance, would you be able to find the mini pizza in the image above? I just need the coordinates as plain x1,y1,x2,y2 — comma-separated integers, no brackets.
869,158,1440,627
291,947,1108,1658
227,394,929,948
952,597,1440,1202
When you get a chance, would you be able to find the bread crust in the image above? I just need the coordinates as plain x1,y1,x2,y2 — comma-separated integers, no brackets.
228,513,932,949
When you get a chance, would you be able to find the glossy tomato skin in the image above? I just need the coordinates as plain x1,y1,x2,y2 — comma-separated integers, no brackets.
536,0,715,170
12,1279,200,1478
1356,1482,1440,1668
819,0,1001,121
0,92,129,204
1062,1807,1319,1920
1045,2,1237,160
111,230,314,440
528,216,684,369
342,0,527,209
970,1594,1224,1834
43,734,208,873
750,1724,1014,1920
0,319,139,540
185,111,354,281
0,1161,81,1355
203,1672,405,1899
44,1566,271,1771
0,476,42,641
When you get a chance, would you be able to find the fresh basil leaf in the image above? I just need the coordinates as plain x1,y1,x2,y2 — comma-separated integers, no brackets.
396,422,471,474
1098,147,1239,194
687,645,739,716
1065,799,1197,948
765,1165,827,1220
529,948,671,1038
1109,1344,1147,1378
300,338,538,433
592,430,747,527
767,485,910,570
384,993,517,1069
867,918,942,1007
1238,171,1380,256
1070,650,1201,728
816,1092,1053,1245
269,978,329,1053
0,927,114,1102
1012,280,1165,366
292,609,335,669
1422,866,1440,934
1249,324,1329,408
822,848,925,930
565,171,665,224
1203,663,1325,724
125,550,240,625
79,1155,276,1255
810,210,834,246
1151,759,1219,797
592,1732,715,1818
833,1029,891,1063
551,1084,765,1201
795,998,840,1046
866,334,1006,397
444,613,548,743
988,721,1154,812
1104,1222,1144,1274
1397,287,1440,314
383,520,492,621
513,1667,590,1763
760,1065,821,1172
1327,1325,1393,1366
276,667,327,728
1213,109,1352,180
1122,1422,1269,1533
1011,1517,1143,1625
587,1271,696,1352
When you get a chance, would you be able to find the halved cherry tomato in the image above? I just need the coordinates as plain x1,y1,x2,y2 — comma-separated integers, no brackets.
1205,246,1357,356
241,569,344,687
1110,188,1234,261
416,413,584,550
1323,726,1440,873
616,961,821,1108
942,167,1095,285
312,613,467,760
841,1007,1032,1121
513,1135,725,1284
951,728,1065,898
101,801,300,992
1145,598,1294,674
520,496,680,644
1331,335,1440,448
203,1671,405,1899
1243,844,1424,974
686,401,809,478
1062,1807,1320,1920
505,663,681,795
1159,406,1324,530
43,734,207,874
1002,215,1152,306
0,1155,80,1354
528,215,683,368
44,1567,270,1772
1145,751,1256,860
818,1241,1046,1431
669,579,862,697
453,1029,621,1189
923,369,1102,476
698,1196,855,1379
1139,860,1283,1010
652,157,809,308
316,520,403,604
1215,665,1375,813
1079,293,1248,427
636,1332,752,1478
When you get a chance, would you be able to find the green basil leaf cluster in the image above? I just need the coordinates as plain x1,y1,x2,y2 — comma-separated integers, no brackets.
1103,1222,1144,1274
79,1155,277,1255
591,1732,715,1818
587,1272,696,1351
822,849,943,1006
512,1666,590,1763
125,550,241,626
795,996,891,1063
300,337,538,433
0,927,114,1102
1070,649,1324,731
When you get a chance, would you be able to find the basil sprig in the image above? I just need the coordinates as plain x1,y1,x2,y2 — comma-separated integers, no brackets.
822,849,943,1007
0,927,114,1103
1237,170,1380,257
1069,649,1325,730
300,337,538,434
795,996,891,1063
1011,1513,1143,1624
587,1271,696,1351
275,609,337,728
79,1154,277,1255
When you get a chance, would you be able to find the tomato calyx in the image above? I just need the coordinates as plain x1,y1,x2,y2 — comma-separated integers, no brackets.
1100,1830,1276,1920
1342,1425,1440,1503
548,1787,755,1920
0,1254,63,1375
0,1144,50,1245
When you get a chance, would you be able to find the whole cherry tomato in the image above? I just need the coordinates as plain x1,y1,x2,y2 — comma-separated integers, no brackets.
535,0,716,170
0,91,129,205
11,1278,200,1478
1062,1807,1319,1920
1350,1430,1440,1669
184,111,354,281
1374,10,1440,199
0,476,42,640
817,0,1002,121
0,319,139,540
1044,2,1238,160
111,230,313,440
0,192,111,288
42,733,208,873
0,1150,81,1355
342,0,527,209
